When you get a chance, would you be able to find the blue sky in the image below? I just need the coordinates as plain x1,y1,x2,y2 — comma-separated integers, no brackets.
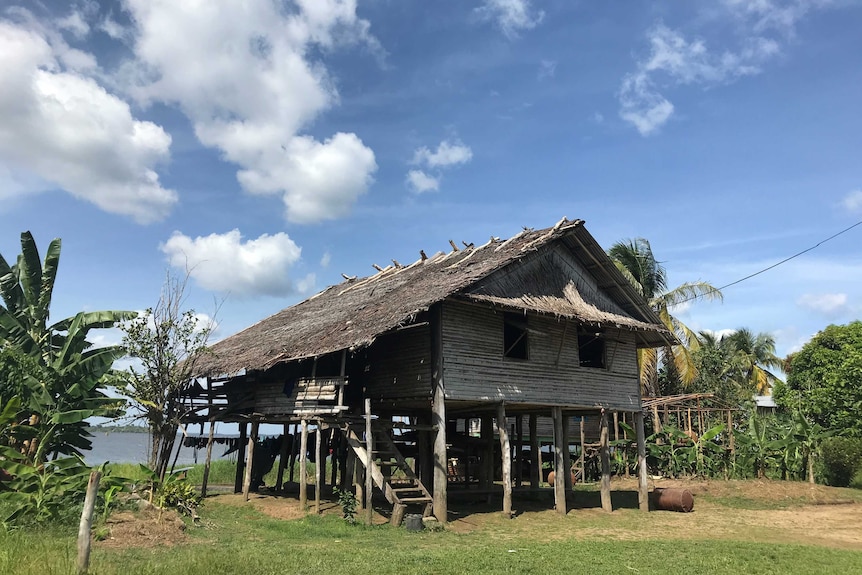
1,0,861,364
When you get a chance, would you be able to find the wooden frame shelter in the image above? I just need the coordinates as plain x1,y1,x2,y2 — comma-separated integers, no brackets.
180,218,673,523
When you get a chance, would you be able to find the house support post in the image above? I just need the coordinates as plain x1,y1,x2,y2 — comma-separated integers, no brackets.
496,403,512,517
315,422,323,515
480,416,493,489
430,303,448,523
552,406,566,515
529,414,540,490
288,424,298,483
234,422,247,493
635,410,649,512
562,412,572,493
299,419,308,510
365,398,373,526
201,419,215,498
275,423,290,492
514,416,523,488
652,405,662,435
579,417,586,482
243,421,258,502
600,410,612,512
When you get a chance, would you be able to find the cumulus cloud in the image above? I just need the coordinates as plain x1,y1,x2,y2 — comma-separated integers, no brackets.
0,18,176,222
320,251,331,268
406,139,472,194
842,189,862,212
476,0,543,39
120,0,379,224
412,140,473,168
161,230,303,297
406,170,440,194
797,293,849,316
538,59,556,80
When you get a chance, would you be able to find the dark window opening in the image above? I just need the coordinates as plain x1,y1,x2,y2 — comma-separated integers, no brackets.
504,313,529,360
578,334,605,368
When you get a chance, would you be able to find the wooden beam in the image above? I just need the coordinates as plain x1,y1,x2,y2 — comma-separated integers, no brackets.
497,403,513,517
365,398,373,526
562,412,573,493
234,423,247,494
201,420,215,498
600,410,612,512
299,419,308,510
529,414,541,490
579,416,586,482
275,423,290,492
431,302,448,523
243,421,258,502
635,411,649,512
552,407,566,515
315,422,322,515
514,416,523,488
480,416,493,490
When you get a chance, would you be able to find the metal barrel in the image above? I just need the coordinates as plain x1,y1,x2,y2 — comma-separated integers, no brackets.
651,488,694,512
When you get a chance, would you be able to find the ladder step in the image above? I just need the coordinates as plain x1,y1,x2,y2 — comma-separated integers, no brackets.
392,487,423,493
399,497,432,503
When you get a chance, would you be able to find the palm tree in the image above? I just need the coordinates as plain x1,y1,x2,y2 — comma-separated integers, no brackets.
723,328,783,395
608,238,723,396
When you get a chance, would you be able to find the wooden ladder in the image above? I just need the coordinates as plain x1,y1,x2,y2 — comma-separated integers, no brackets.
344,422,433,526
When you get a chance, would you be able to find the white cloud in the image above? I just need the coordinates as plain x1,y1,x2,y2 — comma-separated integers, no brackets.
412,140,473,168
120,0,379,224
618,3,822,136
320,251,331,268
796,293,849,315
476,0,543,38
0,20,176,223
406,170,440,194
842,189,862,212
161,230,303,297
538,59,556,80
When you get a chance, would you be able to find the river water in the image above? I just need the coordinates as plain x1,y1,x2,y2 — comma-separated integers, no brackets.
84,431,239,466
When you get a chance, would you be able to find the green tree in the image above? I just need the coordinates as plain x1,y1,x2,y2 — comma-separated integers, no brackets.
0,232,133,463
691,329,784,401
608,238,723,396
780,321,862,437
724,328,783,395
121,272,215,480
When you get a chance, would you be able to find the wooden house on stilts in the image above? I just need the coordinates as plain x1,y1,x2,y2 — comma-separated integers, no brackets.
182,218,672,523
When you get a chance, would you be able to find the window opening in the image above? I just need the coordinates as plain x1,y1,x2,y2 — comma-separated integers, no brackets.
503,313,529,360
578,333,605,368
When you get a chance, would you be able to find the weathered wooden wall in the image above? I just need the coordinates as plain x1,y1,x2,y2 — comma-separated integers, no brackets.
441,300,640,411
364,325,433,400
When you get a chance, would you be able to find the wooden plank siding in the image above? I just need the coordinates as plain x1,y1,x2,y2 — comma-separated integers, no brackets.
441,300,641,411
364,325,433,400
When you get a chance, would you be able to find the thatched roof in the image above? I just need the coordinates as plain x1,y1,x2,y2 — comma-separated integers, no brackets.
195,218,672,377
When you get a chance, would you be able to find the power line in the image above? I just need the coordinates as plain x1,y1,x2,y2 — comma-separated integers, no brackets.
675,218,862,306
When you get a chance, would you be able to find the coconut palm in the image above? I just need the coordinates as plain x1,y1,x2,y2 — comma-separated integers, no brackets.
608,238,722,396
723,328,783,395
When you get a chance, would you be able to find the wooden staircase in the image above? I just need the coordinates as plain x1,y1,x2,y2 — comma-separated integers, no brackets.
344,421,433,526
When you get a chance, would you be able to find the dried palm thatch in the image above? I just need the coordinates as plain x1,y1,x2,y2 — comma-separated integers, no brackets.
194,218,671,378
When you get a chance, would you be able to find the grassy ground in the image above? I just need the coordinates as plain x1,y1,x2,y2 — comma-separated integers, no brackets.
2,478,861,575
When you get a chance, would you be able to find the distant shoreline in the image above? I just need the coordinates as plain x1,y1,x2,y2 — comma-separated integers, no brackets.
85,425,149,434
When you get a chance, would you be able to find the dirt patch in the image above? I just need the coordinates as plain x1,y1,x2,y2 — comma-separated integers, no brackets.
97,505,188,549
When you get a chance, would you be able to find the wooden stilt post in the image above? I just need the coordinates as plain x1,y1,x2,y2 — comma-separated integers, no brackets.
243,421,258,502
430,303,448,523
288,424,298,484
529,414,540,490
417,415,432,489
234,422,247,493
497,403,512,517
635,411,649,512
552,407,566,515
201,419,216,498
562,412,572,493
480,416,493,489
365,398,373,526
652,404,662,435
600,410,612,512
299,419,308,510
579,416,586,482
275,423,290,492
315,422,322,514
76,470,101,575
330,429,340,488
515,415,523,488
613,411,619,442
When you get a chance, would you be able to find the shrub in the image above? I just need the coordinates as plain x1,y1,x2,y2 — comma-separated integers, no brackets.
818,437,862,487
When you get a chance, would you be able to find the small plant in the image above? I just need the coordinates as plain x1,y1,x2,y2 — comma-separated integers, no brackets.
333,487,358,524
138,464,202,522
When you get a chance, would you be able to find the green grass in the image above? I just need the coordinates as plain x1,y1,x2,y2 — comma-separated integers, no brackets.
2,500,861,575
